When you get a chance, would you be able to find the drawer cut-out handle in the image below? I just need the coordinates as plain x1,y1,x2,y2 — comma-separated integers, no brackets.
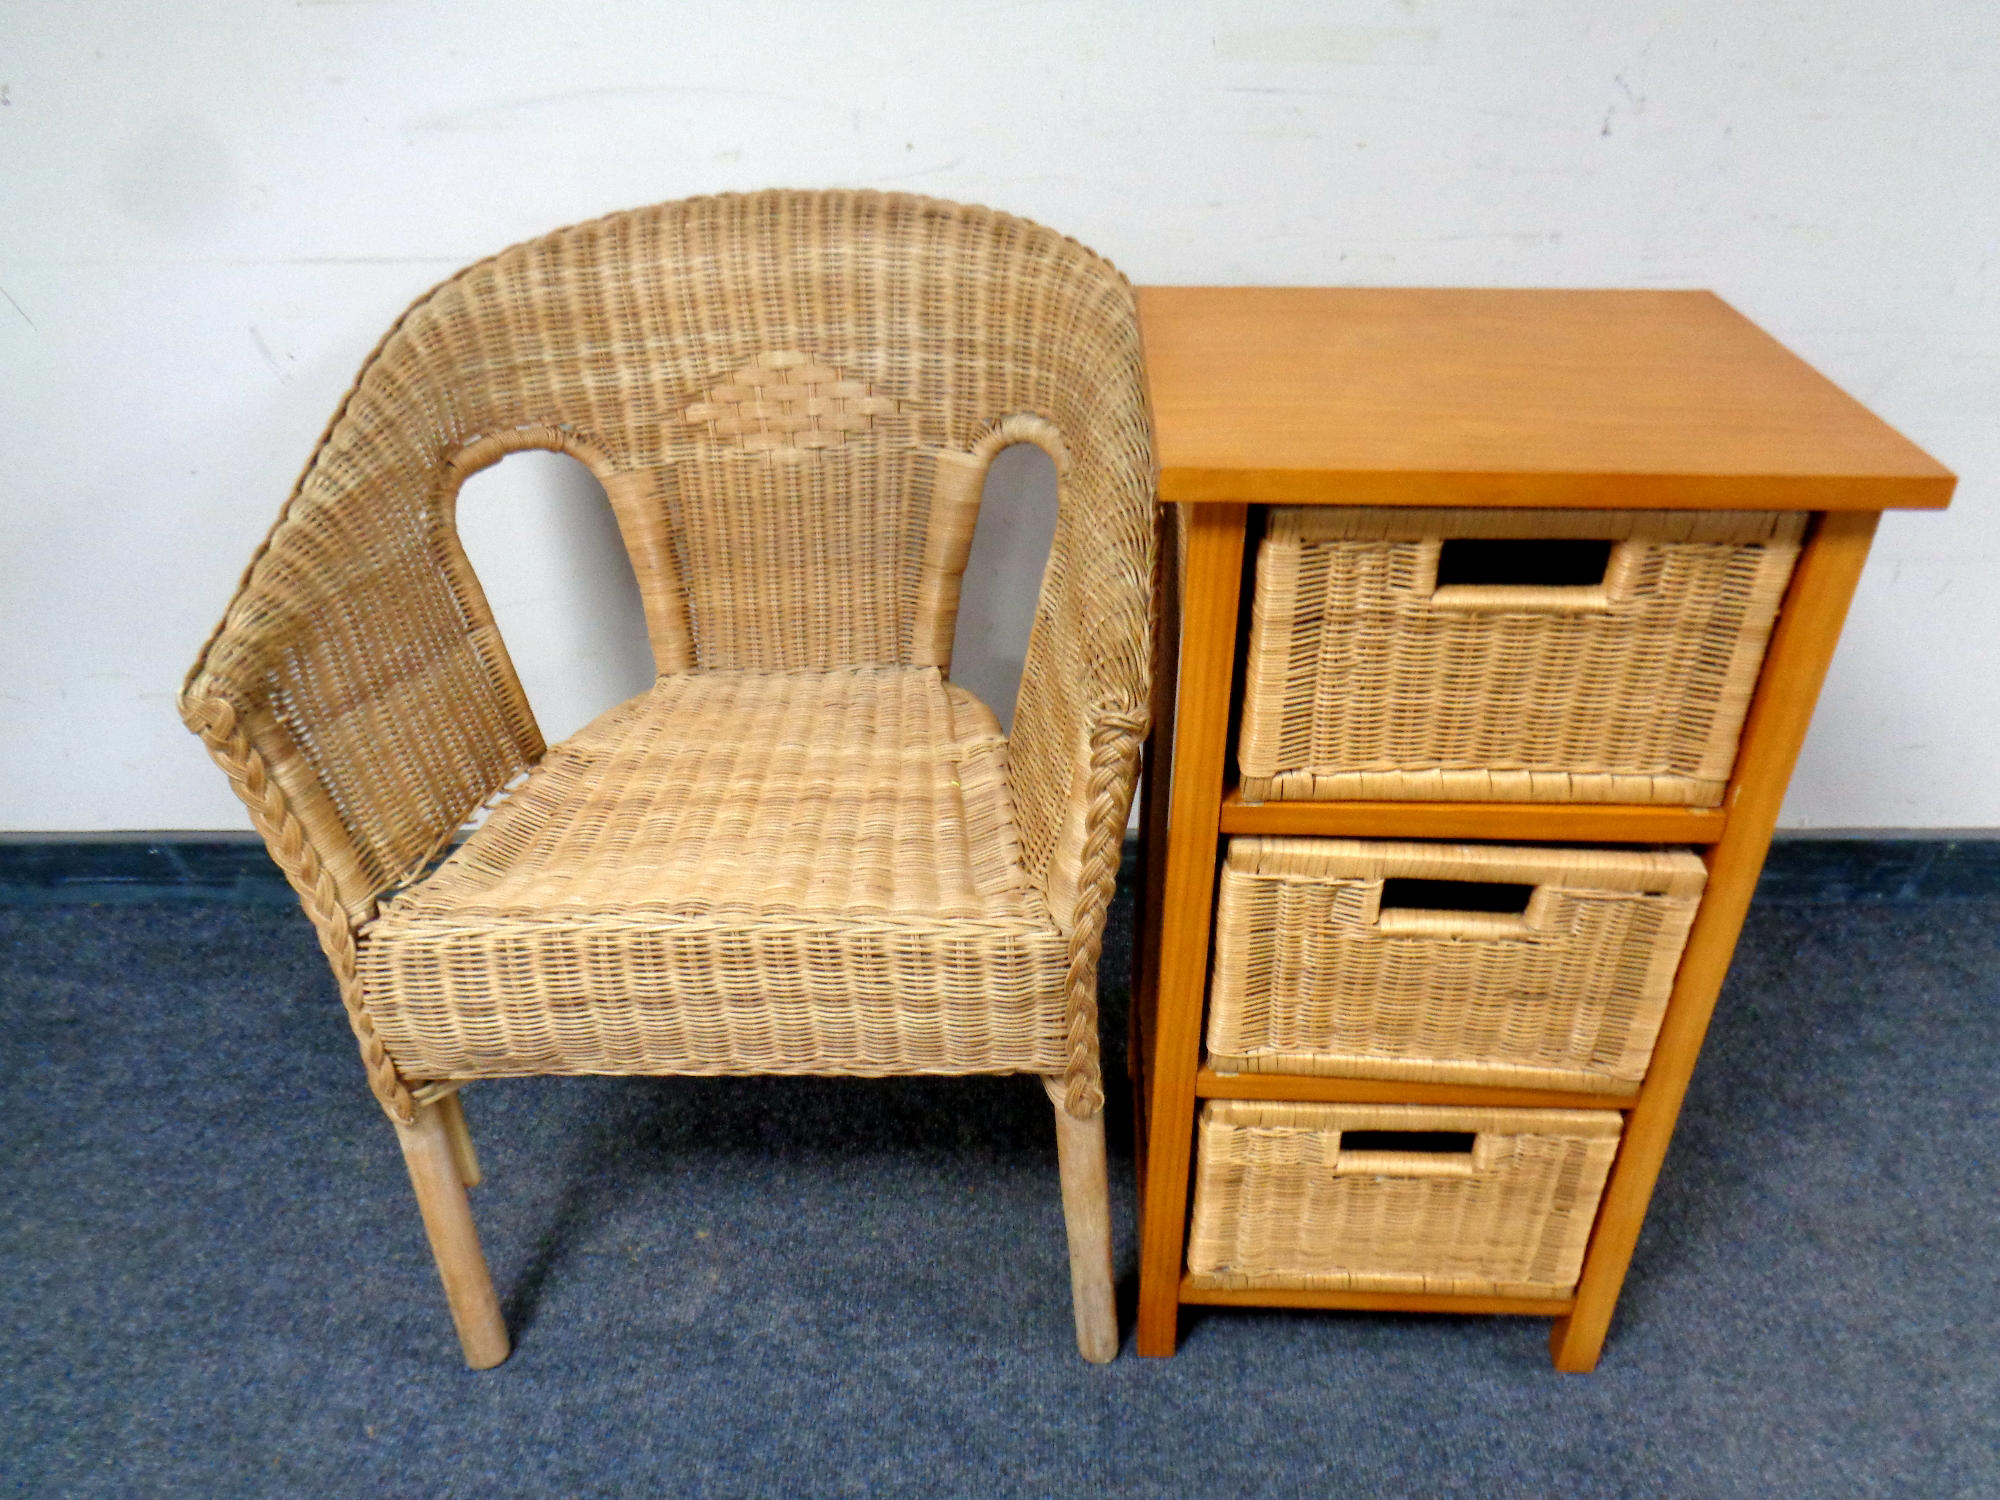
1374,877,1539,939
1340,1130,1476,1154
1427,536,1625,613
1334,1130,1480,1178
1379,877,1533,915
1435,537,1614,589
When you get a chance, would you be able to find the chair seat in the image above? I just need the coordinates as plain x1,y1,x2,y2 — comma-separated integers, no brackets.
359,667,1071,1081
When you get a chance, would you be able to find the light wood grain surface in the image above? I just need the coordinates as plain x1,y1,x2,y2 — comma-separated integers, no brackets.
1134,503,1247,1358
1137,287,1954,509
395,1102,510,1369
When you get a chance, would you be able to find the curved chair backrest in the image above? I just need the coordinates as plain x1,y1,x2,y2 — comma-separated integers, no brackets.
185,191,1154,919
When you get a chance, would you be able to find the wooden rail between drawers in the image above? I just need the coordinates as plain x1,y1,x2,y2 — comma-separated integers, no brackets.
1196,1070,1637,1112
1219,793,1729,845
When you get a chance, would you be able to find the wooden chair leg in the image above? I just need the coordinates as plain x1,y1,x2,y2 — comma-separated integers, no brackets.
394,1101,510,1369
436,1090,482,1188
1046,1078,1119,1363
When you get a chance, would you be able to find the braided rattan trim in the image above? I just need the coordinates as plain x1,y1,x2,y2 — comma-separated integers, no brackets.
181,695,418,1123
1238,508,1806,805
1207,837,1707,1091
1187,1101,1623,1297
1054,708,1146,1115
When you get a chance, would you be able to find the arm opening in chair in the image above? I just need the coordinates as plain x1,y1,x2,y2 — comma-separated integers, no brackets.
183,452,553,924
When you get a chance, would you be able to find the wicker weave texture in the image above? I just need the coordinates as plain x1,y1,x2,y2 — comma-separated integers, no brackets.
1207,838,1707,1092
1187,1101,1623,1297
1237,508,1805,805
361,668,1071,1079
180,191,1154,1118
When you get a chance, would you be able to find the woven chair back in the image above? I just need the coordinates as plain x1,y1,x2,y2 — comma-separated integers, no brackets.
396,192,1140,673
184,191,1153,918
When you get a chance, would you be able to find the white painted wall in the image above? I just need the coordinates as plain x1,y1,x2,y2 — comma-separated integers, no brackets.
2,1,1993,832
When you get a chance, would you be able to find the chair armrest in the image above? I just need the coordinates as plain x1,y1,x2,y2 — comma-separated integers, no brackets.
181,431,543,1128
182,390,544,929
1009,434,1156,1117
179,247,626,1122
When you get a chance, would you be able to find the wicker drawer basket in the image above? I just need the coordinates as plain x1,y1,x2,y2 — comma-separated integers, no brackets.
1237,507,1806,806
1187,1101,1623,1297
1208,837,1707,1092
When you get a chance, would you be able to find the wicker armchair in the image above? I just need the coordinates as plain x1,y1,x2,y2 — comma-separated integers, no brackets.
179,191,1154,1368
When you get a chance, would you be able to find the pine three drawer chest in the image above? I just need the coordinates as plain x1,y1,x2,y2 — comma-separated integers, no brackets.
1128,288,1954,1369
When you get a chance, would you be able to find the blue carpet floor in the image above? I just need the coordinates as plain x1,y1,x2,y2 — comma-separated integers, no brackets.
3,874,1996,1496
